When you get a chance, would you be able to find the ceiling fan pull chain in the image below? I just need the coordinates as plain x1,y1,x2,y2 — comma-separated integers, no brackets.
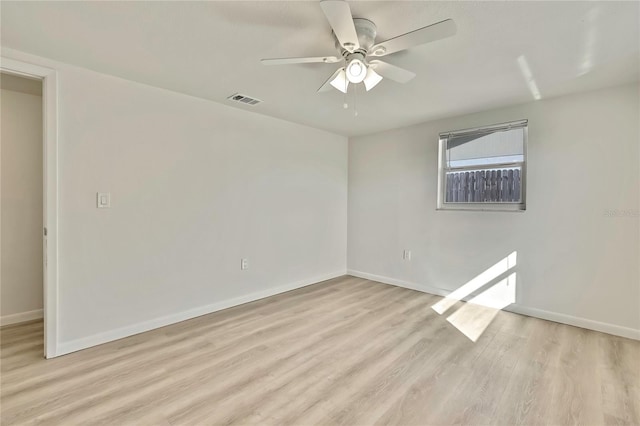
343,76,349,109
354,83,359,117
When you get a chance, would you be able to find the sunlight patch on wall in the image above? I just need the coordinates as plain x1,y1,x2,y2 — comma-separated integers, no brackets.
578,7,600,76
432,251,517,315
517,56,542,100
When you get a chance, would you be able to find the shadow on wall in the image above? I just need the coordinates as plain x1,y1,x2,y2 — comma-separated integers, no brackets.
432,252,517,342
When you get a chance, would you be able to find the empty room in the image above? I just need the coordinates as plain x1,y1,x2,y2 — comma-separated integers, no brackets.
0,1,638,425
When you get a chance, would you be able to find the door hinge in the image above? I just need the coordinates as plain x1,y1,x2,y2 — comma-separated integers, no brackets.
44,227,47,236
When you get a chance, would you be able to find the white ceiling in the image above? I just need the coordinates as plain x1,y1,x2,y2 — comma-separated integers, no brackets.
2,1,638,136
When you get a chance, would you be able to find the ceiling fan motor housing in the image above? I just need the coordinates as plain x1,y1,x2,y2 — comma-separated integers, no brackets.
334,18,378,57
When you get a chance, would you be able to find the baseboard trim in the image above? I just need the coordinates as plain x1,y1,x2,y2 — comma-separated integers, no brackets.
347,269,640,341
503,305,640,341
56,270,347,357
0,309,44,327
348,270,450,298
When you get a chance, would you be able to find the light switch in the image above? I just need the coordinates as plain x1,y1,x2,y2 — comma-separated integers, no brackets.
97,192,111,208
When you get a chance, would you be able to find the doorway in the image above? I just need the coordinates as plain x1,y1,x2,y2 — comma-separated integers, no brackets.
0,58,58,358
1,71,44,349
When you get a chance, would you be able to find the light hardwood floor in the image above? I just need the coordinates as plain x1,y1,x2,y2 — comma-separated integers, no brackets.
1,276,639,425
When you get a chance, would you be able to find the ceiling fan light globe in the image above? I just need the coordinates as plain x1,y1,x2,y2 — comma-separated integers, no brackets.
363,68,383,91
329,68,349,93
346,59,367,83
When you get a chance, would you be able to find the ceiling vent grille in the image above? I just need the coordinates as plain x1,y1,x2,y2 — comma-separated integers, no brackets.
227,93,262,106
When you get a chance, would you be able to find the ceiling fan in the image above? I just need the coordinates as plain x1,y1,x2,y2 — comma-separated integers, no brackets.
261,0,457,93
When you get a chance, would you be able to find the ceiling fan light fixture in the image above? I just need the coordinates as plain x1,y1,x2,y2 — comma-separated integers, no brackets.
363,68,383,91
346,58,367,83
329,68,349,93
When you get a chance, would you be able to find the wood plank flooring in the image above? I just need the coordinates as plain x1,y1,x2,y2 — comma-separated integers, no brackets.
1,276,639,425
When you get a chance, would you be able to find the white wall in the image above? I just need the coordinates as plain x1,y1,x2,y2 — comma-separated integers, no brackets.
348,83,640,338
1,87,44,324
3,50,347,353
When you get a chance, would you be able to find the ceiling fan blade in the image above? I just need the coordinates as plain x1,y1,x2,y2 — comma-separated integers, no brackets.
369,19,456,57
320,0,360,52
261,56,340,65
368,60,415,83
318,68,344,92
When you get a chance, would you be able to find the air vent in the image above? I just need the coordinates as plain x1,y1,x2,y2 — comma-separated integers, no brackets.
227,93,262,106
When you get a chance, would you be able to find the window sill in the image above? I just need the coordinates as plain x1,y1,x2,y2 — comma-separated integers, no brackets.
437,204,526,212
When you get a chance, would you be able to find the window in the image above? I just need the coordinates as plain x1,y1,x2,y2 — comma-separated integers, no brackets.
437,120,527,211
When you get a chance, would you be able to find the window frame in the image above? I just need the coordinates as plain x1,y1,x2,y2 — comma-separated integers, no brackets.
436,120,528,212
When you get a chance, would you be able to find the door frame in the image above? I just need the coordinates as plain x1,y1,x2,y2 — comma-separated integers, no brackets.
1,57,59,358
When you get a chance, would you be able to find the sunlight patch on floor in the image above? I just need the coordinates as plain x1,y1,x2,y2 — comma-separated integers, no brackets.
446,272,517,342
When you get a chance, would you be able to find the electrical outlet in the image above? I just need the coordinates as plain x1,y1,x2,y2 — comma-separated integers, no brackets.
241,258,248,270
403,250,412,261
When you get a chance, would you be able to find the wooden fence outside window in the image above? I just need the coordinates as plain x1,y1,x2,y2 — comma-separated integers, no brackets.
445,167,521,203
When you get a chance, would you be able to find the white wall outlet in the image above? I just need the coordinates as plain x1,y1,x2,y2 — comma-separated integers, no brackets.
403,250,412,261
241,258,248,270
97,192,110,208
